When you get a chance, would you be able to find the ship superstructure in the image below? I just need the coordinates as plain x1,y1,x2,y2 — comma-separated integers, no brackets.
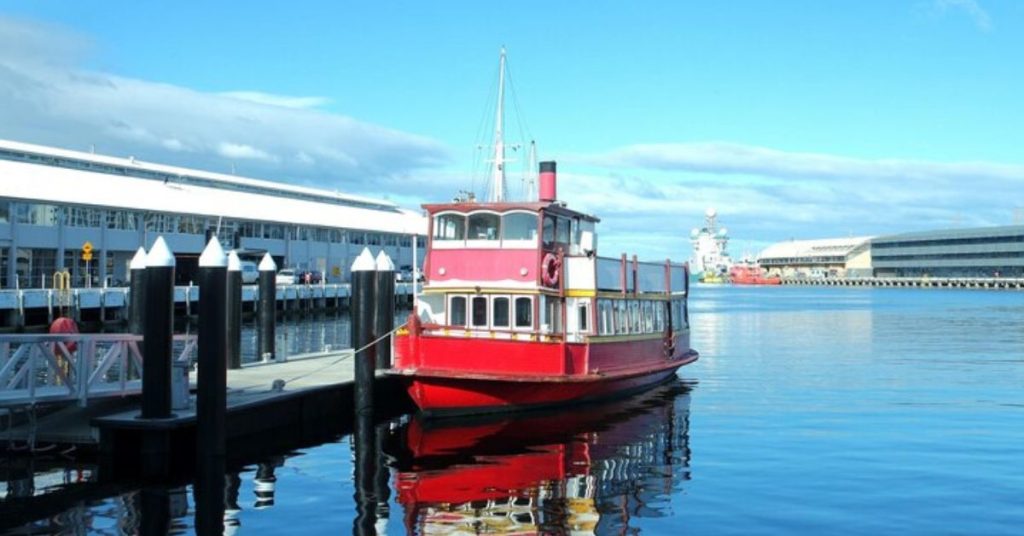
690,208,733,283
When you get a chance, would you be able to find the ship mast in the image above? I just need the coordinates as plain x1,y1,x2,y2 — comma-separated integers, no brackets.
489,47,508,202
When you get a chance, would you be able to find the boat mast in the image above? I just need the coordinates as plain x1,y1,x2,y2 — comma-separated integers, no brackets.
524,139,537,201
489,47,508,203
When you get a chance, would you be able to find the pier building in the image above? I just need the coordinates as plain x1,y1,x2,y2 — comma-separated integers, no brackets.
0,139,426,288
757,237,872,278
870,225,1024,278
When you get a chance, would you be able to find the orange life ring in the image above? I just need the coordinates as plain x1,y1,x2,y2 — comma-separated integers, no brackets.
49,316,79,353
541,252,561,287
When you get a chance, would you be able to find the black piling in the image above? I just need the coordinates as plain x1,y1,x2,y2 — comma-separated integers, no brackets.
138,487,171,536
226,251,243,369
128,247,147,350
197,238,228,459
257,253,277,362
352,410,378,535
374,251,396,370
142,237,175,420
194,455,226,536
350,248,377,416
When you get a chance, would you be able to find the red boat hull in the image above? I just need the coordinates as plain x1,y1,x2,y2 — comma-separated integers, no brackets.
391,331,698,416
729,265,782,285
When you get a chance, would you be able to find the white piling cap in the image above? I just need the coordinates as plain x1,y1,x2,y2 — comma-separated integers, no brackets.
199,237,228,267
375,250,395,272
129,246,148,270
227,251,242,272
145,236,176,267
258,253,277,272
350,247,377,272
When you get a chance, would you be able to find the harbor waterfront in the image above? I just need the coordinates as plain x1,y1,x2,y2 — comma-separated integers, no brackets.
2,284,1022,534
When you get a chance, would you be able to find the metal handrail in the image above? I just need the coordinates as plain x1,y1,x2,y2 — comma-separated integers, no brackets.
0,333,196,408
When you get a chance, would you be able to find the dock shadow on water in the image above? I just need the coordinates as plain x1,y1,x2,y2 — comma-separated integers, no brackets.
0,379,693,534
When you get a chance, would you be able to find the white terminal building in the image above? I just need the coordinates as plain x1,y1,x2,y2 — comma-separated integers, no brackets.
0,139,426,288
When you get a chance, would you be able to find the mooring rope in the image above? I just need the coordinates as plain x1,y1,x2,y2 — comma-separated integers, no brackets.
276,319,411,389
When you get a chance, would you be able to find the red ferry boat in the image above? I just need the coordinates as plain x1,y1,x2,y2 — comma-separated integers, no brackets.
729,261,782,285
388,50,698,416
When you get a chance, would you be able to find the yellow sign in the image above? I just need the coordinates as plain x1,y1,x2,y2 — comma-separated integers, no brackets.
82,241,94,261
82,251,93,262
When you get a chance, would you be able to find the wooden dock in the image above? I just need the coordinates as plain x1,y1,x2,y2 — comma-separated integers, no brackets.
2,352,409,456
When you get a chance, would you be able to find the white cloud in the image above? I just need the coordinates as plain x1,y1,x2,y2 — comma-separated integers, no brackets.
0,16,450,197
217,142,276,162
934,0,992,31
561,142,1024,258
586,142,1024,186
218,91,331,109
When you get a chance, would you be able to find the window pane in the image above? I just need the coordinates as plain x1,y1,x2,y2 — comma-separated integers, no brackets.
542,215,555,246
502,212,537,240
493,297,510,327
434,214,466,240
556,217,571,244
467,213,500,240
515,297,532,328
547,298,562,333
471,296,488,327
450,296,466,326
578,303,588,332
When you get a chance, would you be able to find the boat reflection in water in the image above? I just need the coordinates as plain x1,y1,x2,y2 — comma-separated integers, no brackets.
385,380,693,534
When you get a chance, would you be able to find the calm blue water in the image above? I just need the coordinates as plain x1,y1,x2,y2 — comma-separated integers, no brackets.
3,285,1023,534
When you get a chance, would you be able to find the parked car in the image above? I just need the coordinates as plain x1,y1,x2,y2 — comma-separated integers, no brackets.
240,261,258,284
275,269,298,285
298,270,323,284
395,265,423,283
395,265,414,282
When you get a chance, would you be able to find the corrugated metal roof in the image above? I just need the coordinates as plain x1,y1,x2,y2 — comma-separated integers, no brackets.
0,138,397,210
759,237,872,260
872,225,1024,243
0,158,426,235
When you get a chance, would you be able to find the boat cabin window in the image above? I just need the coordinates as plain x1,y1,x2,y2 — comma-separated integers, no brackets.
493,296,510,328
643,301,654,332
542,214,556,247
449,296,467,326
471,296,489,327
614,301,626,334
671,299,684,330
655,302,665,331
626,299,634,334
514,296,533,329
556,217,571,244
598,299,613,335
502,212,538,241
467,212,500,240
577,302,589,333
544,297,563,334
434,213,466,241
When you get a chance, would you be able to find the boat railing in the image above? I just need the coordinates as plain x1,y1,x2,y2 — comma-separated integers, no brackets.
593,255,688,295
419,322,565,342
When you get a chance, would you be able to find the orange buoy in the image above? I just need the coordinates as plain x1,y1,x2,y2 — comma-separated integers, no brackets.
49,316,80,353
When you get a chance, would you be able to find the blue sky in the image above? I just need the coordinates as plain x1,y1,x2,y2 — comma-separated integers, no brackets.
1,1,1022,260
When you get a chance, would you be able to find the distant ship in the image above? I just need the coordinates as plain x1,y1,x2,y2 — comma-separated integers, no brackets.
729,260,781,285
690,208,733,283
